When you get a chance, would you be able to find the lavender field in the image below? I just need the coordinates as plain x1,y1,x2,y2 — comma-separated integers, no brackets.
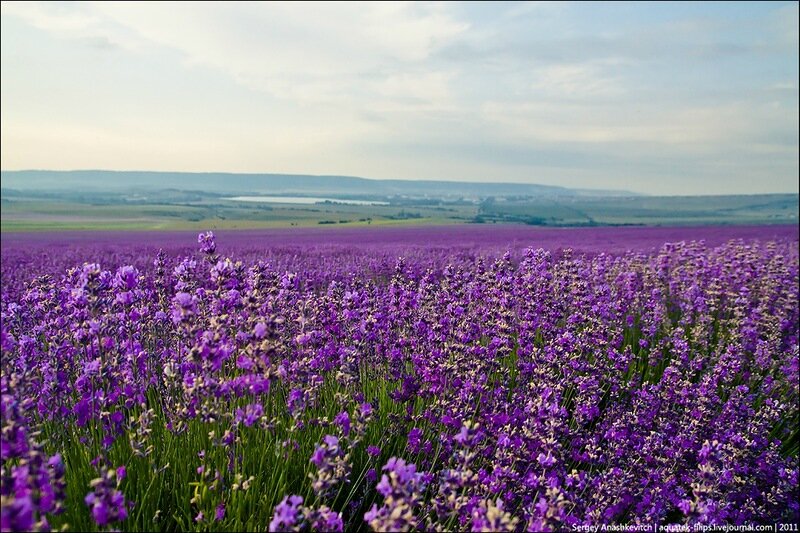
1,225,798,531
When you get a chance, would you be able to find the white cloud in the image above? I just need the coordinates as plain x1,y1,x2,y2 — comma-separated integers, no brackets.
375,71,456,109
1,1,797,194
1,1,142,50
361,2,469,62
478,97,798,166
771,81,798,91
529,63,625,99
2,1,469,107
83,1,468,107
1,2,98,33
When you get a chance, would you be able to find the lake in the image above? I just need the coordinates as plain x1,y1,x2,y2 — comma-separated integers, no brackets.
224,196,389,206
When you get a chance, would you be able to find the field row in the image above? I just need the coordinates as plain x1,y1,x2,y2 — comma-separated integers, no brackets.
1,230,798,531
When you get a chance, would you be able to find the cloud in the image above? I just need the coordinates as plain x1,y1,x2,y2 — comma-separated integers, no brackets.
529,62,625,99
1,1,140,50
771,2,799,46
86,1,468,107
1,2,99,33
1,1,797,194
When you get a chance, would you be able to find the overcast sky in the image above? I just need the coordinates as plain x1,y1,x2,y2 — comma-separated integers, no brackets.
1,1,797,195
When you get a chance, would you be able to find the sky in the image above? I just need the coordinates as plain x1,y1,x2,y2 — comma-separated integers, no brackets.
1,1,798,195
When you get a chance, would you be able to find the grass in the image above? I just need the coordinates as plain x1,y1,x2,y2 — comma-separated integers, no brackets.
0,217,465,232
24,309,797,532
1,198,476,232
4,193,797,232
37,366,419,532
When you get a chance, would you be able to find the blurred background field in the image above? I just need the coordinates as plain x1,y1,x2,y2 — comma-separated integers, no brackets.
2,170,797,232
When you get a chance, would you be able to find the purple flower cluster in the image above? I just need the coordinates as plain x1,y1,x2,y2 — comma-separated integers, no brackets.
84,464,129,527
309,435,351,500
197,231,217,256
1,384,66,532
470,498,519,532
1,229,798,530
364,457,428,532
268,494,343,532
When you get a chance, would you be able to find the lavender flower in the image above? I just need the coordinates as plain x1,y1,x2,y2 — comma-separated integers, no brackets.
364,458,427,532
198,231,217,255
309,435,351,500
84,464,129,527
268,495,304,532
268,495,343,532
2,228,799,530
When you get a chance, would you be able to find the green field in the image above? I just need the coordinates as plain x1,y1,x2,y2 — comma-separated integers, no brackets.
0,197,475,232
475,194,799,227
1,191,797,231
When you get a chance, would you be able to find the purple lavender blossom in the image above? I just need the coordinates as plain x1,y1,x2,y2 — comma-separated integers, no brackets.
84,465,129,527
268,495,304,532
365,457,427,531
309,435,351,500
334,410,351,437
234,403,264,427
198,231,217,255
2,227,798,530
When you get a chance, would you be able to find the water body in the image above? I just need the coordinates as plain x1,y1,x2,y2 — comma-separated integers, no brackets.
224,196,389,206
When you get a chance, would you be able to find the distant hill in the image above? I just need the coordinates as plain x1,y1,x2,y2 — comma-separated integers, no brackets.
1,170,796,231
0,170,636,199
